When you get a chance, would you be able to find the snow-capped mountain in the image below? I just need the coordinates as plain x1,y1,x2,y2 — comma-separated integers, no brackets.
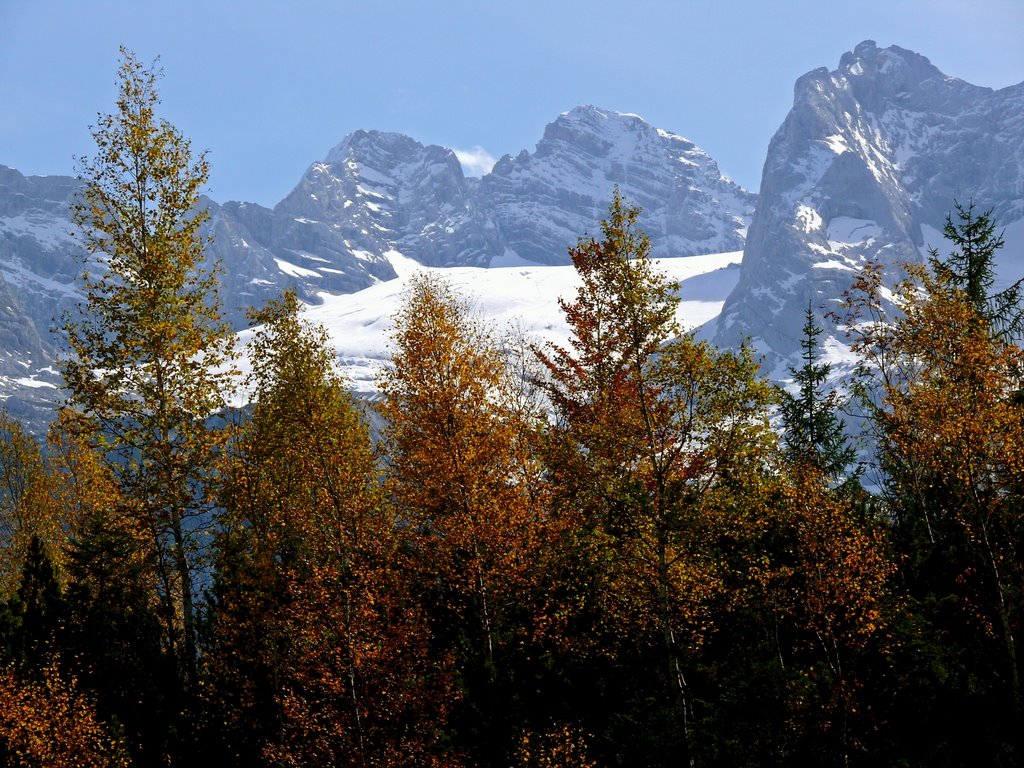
3,43,1022,429
479,106,754,265
715,40,1024,373
0,107,753,427
206,106,754,298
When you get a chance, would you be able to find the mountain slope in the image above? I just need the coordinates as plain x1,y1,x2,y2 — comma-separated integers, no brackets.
715,40,1024,372
480,106,754,265
0,108,754,427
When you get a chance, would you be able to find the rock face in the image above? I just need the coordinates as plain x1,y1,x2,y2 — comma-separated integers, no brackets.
479,106,754,265
0,166,83,425
0,107,754,427
715,40,1024,372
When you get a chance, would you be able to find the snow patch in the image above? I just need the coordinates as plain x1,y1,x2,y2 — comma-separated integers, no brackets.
827,217,882,244
274,258,321,279
795,204,824,233
824,135,848,155
241,251,743,396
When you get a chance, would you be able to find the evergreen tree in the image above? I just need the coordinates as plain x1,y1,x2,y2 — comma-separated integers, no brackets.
13,536,65,669
779,305,856,483
928,199,1022,339
63,506,175,767
62,48,236,690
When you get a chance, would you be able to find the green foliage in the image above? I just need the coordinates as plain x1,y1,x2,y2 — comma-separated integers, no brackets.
779,305,857,484
928,198,1022,339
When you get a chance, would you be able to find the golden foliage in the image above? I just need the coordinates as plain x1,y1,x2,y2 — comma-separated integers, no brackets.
379,273,549,667
0,661,129,768
0,413,62,598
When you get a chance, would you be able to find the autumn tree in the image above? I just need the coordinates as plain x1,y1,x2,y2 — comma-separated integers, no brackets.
378,272,548,764
208,292,450,766
62,48,236,690
0,413,60,600
842,252,1024,763
535,193,777,766
55,422,173,766
0,660,130,768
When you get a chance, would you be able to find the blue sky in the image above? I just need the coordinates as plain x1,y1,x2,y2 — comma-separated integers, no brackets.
2,0,1022,207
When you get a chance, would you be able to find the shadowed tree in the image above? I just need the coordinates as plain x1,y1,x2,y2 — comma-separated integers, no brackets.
209,292,452,766
378,273,549,765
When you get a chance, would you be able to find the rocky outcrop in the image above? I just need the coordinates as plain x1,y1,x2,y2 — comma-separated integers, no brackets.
479,106,755,265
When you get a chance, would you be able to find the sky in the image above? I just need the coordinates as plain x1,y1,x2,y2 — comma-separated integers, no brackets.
2,1,1023,208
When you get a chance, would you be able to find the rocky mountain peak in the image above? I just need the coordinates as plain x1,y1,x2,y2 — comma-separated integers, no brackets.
480,106,754,265
716,42,1024,373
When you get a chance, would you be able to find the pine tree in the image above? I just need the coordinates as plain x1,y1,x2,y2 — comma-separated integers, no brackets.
62,48,236,689
779,305,856,483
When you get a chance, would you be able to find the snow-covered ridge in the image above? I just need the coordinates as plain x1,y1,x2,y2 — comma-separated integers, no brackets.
0,106,754,428
235,250,744,398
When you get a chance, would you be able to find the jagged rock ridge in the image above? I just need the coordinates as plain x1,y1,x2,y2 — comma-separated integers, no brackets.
716,40,1024,372
0,107,754,427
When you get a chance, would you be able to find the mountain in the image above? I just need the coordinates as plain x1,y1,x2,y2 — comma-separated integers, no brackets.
479,106,754,265
0,107,754,427
715,40,1024,373
6,42,1021,429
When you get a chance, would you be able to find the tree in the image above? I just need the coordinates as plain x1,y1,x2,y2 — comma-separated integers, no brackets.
534,192,777,766
842,257,1024,763
209,292,450,766
379,272,548,764
779,305,857,484
62,48,236,689
0,412,60,600
928,199,1022,339
0,660,130,768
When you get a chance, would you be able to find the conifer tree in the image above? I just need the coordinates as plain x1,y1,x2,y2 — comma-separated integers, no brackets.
779,305,856,483
62,48,236,689
928,199,1022,339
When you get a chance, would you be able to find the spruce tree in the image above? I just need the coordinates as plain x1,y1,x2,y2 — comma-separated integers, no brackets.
779,305,856,483
928,199,1022,339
